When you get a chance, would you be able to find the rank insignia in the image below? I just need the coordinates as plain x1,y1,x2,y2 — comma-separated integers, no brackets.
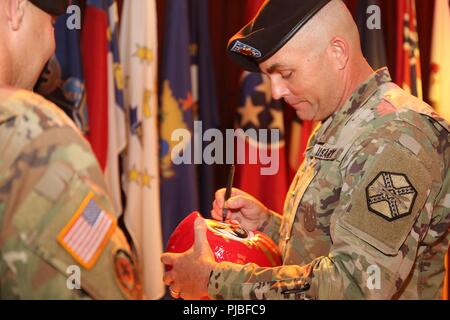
230,40,262,58
302,203,317,232
366,172,417,221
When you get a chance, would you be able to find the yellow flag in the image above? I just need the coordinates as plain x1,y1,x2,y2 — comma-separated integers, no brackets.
430,0,450,123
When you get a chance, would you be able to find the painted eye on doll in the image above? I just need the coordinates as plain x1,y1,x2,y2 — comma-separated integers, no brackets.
206,220,252,241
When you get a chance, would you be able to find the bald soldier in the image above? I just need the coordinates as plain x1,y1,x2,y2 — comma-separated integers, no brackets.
162,0,450,299
0,0,142,299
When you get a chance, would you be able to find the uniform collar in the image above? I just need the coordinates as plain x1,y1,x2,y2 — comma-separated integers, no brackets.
317,67,392,143
0,87,20,124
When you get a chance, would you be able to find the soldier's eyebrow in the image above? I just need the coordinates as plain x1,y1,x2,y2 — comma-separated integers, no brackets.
266,63,287,74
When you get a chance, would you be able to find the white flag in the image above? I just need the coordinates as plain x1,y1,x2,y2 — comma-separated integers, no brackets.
105,0,127,216
120,0,165,299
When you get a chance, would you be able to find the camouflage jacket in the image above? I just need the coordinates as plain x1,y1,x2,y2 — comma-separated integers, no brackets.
208,68,450,300
0,89,142,299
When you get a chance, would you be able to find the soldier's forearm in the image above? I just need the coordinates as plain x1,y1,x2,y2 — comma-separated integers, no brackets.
257,209,282,244
207,260,313,300
207,253,402,300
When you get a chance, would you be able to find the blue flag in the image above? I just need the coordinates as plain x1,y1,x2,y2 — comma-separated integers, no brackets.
36,0,88,133
160,0,199,245
189,0,221,216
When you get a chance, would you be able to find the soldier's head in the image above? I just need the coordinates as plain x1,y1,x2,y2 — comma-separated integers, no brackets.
228,0,373,121
0,0,70,90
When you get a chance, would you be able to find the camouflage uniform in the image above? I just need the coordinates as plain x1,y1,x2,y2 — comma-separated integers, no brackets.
0,88,142,299
208,68,450,299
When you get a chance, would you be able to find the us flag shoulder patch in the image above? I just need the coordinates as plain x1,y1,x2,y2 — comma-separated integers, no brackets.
57,192,116,269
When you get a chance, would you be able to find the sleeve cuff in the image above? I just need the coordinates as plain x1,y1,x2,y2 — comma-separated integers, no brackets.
207,260,315,300
207,262,251,300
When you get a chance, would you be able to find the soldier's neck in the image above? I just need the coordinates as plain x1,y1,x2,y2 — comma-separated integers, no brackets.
0,47,13,88
338,59,374,110
0,50,36,90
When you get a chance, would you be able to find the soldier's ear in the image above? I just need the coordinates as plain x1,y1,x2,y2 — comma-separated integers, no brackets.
328,36,349,71
6,0,27,31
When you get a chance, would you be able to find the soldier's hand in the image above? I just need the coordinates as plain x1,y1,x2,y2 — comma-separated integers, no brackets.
161,217,217,300
211,188,270,231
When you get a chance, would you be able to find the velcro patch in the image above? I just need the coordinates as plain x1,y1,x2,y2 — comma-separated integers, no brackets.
366,172,417,221
338,143,431,255
312,144,339,160
114,249,143,299
57,192,116,269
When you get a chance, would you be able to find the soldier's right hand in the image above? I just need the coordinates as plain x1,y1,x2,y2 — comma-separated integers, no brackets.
211,188,270,231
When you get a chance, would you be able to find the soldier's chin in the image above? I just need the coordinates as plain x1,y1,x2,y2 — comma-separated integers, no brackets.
296,109,315,121
294,102,315,120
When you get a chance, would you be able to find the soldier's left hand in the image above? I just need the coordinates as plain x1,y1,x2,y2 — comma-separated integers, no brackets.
161,217,217,300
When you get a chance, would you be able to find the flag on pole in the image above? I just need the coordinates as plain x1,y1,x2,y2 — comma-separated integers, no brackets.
356,0,387,70
120,0,165,299
36,0,89,134
234,0,288,214
395,0,423,99
160,0,199,245
105,0,127,215
429,0,450,300
430,0,450,123
82,0,126,215
82,0,109,171
189,0,221,216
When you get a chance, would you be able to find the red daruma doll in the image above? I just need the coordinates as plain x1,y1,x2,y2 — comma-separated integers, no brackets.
166,212,282,299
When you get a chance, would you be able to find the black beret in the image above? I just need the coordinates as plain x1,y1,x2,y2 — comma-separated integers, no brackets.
228,0,331,72
29,0,71,16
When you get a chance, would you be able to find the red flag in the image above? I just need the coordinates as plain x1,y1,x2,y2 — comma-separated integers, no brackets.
81,1,109,170
234,0,288,214
395,0,423,99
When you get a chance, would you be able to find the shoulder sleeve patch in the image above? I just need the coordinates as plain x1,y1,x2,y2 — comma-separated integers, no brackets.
338,143,432,255
366,172,417,221
114,249,143,299
57,192,116,270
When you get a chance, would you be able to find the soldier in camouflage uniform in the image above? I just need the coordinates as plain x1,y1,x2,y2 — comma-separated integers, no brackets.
162,0,450,299
0,0,142,299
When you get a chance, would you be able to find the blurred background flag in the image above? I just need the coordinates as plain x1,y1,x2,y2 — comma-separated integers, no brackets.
189,0,221,216
120,0,165,299
429,0,450,300
82,0,109,172
81,0,126,216
159,0,199,246
35,0,89,134
356,0,387,70
430,0,450,123
395,0,423,99
234,0,288,214
105,0,127,216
